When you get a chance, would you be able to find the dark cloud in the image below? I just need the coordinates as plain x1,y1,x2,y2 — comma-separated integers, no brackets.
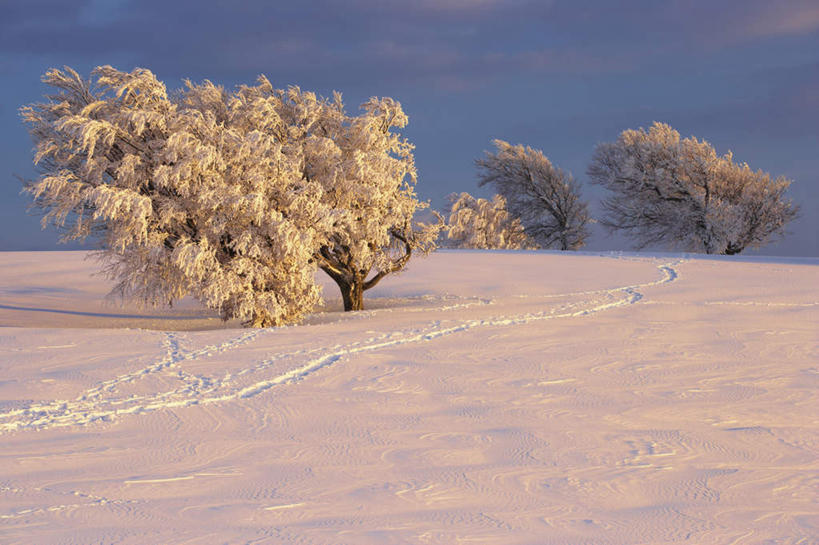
667,0,819,43
1,0,817,254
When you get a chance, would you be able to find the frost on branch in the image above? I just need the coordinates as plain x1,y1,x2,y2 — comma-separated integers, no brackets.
477,140,590,250
444,192,536,249
21,66,436,325
587,122,799,255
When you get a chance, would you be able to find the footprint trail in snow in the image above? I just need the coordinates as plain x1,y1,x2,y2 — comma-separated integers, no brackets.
0,259,682,433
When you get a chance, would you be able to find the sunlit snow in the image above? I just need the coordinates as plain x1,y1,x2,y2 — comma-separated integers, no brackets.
0,250,816,544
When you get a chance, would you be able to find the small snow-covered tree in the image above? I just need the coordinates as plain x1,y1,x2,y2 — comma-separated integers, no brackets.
476,140,590,250
21,66,436,325
304,96,440,311
587,122,799,254
444,192,536,249
228,81,439,312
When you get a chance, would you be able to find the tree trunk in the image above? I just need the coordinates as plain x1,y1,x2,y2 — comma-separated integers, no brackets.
319,265,366,312
243,310,276,328
723,242,744,255
318,230,413,312
339,278,364,311
559,235,569,251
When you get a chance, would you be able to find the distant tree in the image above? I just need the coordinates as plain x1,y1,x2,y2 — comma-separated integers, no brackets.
587,122,799,254
21,66,437,326
476,140,590,250
444,192,536,249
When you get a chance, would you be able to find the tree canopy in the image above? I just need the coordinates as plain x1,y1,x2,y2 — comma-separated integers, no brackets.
22,66,437,326
588,122,798,254
444,192,536,250
477,140,590,251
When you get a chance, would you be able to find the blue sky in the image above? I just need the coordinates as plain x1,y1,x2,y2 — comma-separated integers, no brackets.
2,0,817,255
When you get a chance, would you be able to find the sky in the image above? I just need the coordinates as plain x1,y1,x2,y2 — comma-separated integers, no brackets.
1,0,817,256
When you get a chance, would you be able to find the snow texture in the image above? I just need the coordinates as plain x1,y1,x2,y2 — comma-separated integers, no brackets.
0,250,817,544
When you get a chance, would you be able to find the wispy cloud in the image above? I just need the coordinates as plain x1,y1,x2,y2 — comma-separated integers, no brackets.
77,0,130,26
350,0,544,14
732,1,819,39
505,48,636,74
665,0,819,45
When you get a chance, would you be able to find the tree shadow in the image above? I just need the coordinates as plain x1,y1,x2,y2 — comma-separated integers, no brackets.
0,303,202,321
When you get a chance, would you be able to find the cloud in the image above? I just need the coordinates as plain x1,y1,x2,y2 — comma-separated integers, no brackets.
663,0,819,46
506,48,636,74
394,0,516,11
77,0,130,26
350,0,545,14
3,0,818,96
732,1,819,39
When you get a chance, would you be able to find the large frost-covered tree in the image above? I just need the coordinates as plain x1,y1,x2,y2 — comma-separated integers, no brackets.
587,122,799,255
444,192,536,249
22,66,322,327
477,140,590,250
22,66,436,325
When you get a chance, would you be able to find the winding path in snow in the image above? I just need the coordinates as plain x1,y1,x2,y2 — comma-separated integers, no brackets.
0,259,682,433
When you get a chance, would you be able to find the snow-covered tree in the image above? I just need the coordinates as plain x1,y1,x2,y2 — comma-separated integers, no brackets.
21,66,436,325
587,122,799,254
228,81,439,311
22,67,326,327
444,192,536,249
476,140,590,250
303,95,440,311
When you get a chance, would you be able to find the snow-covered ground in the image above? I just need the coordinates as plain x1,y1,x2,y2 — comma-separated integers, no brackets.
0,250,817,545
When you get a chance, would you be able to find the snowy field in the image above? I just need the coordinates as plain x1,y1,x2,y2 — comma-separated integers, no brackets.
0,250,817,545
